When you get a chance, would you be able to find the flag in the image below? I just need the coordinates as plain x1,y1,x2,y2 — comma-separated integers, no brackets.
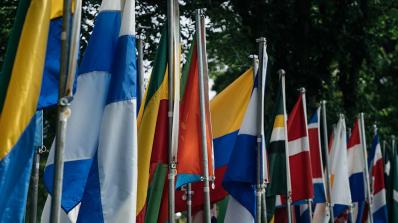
329,115,352,216
287,92,314,203
222,73,265,222
175,68,254,213
368,133,388,222
42,0,125,221
137,26,169,222
308,108,326,203
294,204,310,223
0,0,51,221
176,35,213,188
347,118,366,222
267,78,287,197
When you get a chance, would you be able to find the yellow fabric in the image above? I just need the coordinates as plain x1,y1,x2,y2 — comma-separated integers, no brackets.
136,70,168,214
210,68,254,138
273,115,285,128
50,0,75,19
0,0,50,159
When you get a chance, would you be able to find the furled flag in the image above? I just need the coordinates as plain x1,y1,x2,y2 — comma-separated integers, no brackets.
367,133,388,222
329,115,352,217
287,91,314,203
0,0,51,221
222,73,261,222
308,108,326,203
136,26,170,222
175,68,255,213
42,0,127,221
294,204,311,223
347,118,366,222
176,34,213,188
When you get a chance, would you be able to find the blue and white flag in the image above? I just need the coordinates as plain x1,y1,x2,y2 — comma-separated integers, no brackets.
42,0,137,222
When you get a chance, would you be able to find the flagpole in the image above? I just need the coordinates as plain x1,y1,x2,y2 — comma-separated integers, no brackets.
196,9,211,223
167,0,180,222
278,69,292,223
137,38,145,102
359,113,374,223
30,111,43,223
299,88,313,223
320,100,335,222
185,184,193,223
256,37,267,223
50,0,74,221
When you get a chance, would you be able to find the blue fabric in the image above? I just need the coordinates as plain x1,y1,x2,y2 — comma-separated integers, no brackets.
0,114,37,222
37,18,62,109
313,182,326,203
34,110,43,147
77,154,104,223
349,172,365,202
44,159,93,212
309,110,318,124
107,35,137,104
176,174,201,188
333,204,349,219
355,202,365,223
368,134,379,169
223,134,257,217
294,205,310,223
373,205,388,223
213,131,239,168
79,11,121,75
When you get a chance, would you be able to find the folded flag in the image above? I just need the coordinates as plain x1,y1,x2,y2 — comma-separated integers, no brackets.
391,144,398,223
368,133,388,222
0,0,51,221
308,108,326,203
329,115,352,216
42,0,125,221
177,35,213,188
175,68,254,213
287,91,314,203
222,73,261,222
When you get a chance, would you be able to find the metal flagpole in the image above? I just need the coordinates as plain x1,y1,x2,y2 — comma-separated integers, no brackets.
256,37,268,223
50,0,77,221
167,0,180,222
320,100,334,222
278,69,292,223
196,9,211,223
137,38,145,102
185,183,193,223
300,88,313,223
30,111,43,223
359,113,374,223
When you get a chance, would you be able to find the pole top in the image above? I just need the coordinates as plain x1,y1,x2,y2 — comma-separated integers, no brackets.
392,135,396,140
249,54,258,59
373,124,378,135
321,100,327,105
256,37,267,44
339,113,345,119
298,87,306,93
278,69,286,79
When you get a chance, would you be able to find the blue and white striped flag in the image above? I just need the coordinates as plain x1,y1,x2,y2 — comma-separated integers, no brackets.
42,0,137,222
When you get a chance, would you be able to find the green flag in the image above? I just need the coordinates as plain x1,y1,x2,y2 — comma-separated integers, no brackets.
392,142,398,222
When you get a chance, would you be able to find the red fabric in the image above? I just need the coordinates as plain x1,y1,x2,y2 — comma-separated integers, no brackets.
308,127,323,179
373,158,385,193
150,100,169,164
347,119,360,149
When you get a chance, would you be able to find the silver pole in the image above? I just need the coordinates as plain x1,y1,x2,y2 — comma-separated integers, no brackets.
30,149,40,223
137,38,145,103
256,37,268,223
299,88,313,223
359,113,374,223
320,100,334,222
196,9,211,223
186,184,193,223
278,69,292,223
50,0,73,221
167,0,179,222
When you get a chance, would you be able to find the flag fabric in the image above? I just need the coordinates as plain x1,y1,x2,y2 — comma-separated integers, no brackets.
42,0,129,221
287,93,314,203
308,108,326,203
136,26,169,222
0,0,51,221
176,36,213,188
329,116,352,217
347,118,366,222
368,134,388,222
294,204,310,223
312,203,330,223
175,68,254,213
222,73,264,222
391,146,398,223
267,79,287,197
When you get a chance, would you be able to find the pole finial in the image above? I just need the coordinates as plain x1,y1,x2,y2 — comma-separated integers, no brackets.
278,69,286,79
298,87,306,93
256,37,267,44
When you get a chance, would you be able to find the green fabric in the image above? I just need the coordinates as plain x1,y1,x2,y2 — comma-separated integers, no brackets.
145,164,168,223
144,27,168,109
180,36,196,99
0,0,31,113
216,196,229,222
392,148,398,223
